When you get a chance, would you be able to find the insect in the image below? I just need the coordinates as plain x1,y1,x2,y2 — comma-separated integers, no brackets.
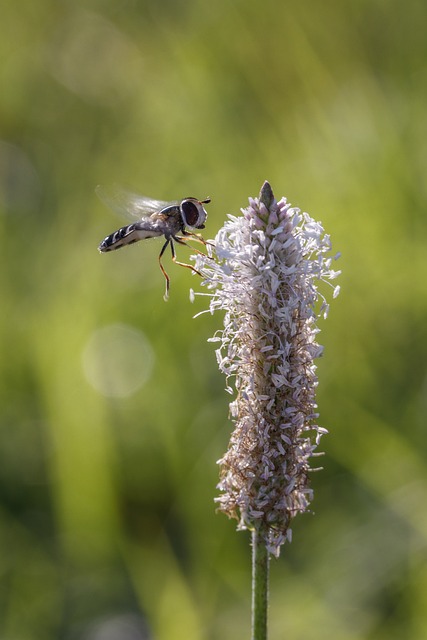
97,184,211,300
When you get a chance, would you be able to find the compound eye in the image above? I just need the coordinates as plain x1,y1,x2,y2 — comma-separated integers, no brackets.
181,200,200,227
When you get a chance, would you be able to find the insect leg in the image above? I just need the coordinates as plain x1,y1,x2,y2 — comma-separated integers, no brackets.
159,238,171,301
174,233,215,258
182,230,207,244
170,236,204,277
180,230,215,251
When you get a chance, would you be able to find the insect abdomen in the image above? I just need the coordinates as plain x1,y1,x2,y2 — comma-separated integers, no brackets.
98,222,162,252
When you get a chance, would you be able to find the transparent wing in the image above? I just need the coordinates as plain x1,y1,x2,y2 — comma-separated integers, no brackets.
96,184,178,220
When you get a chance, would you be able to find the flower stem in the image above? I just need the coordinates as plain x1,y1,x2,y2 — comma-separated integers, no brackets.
251,529,270,640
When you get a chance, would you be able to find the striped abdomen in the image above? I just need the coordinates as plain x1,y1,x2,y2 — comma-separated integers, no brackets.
98,221,163,252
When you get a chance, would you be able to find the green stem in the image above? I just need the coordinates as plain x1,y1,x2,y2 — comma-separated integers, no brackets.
251,529,270,640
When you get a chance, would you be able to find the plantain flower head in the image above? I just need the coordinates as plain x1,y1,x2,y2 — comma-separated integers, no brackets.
191,181,340,557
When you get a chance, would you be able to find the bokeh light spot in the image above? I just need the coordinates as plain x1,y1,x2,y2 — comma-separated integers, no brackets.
46,10,143,105
83,324,154,398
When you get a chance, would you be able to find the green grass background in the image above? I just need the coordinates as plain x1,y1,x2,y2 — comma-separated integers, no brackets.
1,1,426,638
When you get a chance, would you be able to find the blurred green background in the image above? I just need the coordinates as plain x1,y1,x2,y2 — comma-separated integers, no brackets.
1,0,426,638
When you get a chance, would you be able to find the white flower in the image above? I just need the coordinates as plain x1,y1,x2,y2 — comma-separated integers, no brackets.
191,182,340,557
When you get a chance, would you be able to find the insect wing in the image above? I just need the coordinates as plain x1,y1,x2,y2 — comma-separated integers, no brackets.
96,184,177,221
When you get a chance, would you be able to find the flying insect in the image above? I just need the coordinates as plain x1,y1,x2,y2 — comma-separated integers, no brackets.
97,185,210,300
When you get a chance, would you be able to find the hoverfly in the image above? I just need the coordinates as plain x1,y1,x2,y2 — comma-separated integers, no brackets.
97,184,210,300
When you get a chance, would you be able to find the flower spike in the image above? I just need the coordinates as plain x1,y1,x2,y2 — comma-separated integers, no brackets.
191,182,340,557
